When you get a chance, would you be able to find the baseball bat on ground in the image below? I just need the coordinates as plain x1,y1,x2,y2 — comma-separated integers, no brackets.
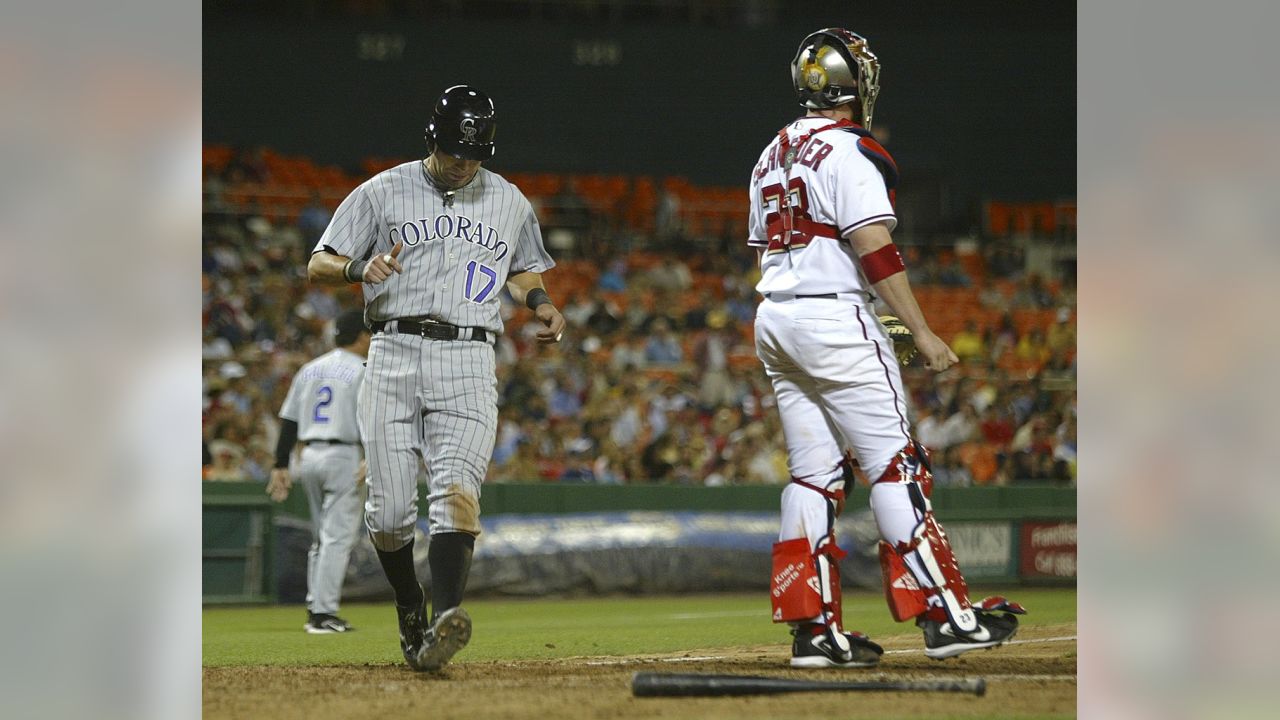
631,672,986,698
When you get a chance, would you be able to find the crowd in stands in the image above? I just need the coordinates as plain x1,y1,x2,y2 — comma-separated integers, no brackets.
203,147,1076,489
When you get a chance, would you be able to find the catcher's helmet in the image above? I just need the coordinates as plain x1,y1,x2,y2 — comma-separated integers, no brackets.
425,85,497,161
791,28,882,129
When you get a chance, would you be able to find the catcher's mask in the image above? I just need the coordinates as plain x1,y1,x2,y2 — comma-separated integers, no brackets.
426,85,497,161
791,28,881,130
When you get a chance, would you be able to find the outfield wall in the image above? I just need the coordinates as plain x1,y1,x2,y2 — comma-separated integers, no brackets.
202,483,1075,603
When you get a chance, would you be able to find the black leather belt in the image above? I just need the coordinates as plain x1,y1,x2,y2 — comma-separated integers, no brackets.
765,292,839,300
304,439,357,446
372,318,492,343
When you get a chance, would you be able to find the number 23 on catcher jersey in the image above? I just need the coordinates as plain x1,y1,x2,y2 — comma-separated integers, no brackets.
748,117,898,298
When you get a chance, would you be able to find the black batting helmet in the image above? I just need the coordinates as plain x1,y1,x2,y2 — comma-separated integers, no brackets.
334,310,368,346
425,85,497,161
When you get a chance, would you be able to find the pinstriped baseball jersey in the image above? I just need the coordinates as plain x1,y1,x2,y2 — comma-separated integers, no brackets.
278,348,365,444
315,161,555,334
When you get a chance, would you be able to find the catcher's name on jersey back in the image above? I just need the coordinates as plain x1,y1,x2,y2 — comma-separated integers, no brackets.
748,117,897,298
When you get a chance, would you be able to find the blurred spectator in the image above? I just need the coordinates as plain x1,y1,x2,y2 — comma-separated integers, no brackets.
935,254,972,287
1011,272,1055,309
598,259,628,291
951,320,986,363
908,254,939,285
561,292,596,328
1054,414,1077,479
655,187,683,243
932,446,974,488
985,238,1024,279
1015,328,1052,366
559,449,596,483
592,441,627,484
643,317,684,364
297,191,332,253
646,257,693,293
204,440,246,482
1046,307,1076,354
939,403,979,449
915,407,945,451
609,331,647,372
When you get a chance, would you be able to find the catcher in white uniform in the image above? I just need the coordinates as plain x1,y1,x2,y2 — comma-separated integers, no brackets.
751,28,1026,668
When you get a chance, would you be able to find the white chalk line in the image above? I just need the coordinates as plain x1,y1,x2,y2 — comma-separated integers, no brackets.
581,635,1077,668
882,634,1077,655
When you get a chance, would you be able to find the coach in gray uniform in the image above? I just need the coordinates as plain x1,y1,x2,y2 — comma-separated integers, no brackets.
268,310,369,633
307,85,566,672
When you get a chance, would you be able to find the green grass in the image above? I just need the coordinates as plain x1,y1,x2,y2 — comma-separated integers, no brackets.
203,588,1075,667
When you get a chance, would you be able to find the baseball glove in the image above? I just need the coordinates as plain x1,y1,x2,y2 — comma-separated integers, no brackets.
879,315,917,366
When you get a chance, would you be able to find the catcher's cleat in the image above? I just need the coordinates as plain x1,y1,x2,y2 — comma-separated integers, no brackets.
396,602,429,670
304,613,353,634
415,606,473,672
790,625,884,668
918,608,1019,660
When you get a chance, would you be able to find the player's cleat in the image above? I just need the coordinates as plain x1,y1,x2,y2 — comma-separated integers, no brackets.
303,613,353,634
790,625,884,668
918,608,1019,660
415,606,473,672
396,602,429,670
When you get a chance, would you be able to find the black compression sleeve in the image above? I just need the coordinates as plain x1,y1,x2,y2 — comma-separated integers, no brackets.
275,419,298,469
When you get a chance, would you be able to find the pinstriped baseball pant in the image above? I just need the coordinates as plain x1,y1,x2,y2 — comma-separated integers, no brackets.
358,332,498,552
294,443,363,614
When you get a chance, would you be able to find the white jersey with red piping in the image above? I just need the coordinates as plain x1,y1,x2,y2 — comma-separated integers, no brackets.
748,116,898,298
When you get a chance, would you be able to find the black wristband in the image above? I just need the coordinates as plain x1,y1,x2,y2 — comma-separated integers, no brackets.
525,287,552,310
343,259,368,283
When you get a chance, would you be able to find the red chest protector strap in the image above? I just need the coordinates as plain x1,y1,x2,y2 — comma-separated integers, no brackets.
769,119,854,249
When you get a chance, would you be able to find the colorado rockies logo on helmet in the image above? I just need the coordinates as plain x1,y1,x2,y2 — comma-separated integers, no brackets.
460,117,478,142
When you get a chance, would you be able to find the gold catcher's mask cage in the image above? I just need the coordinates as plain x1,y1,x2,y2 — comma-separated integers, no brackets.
791,28,882,130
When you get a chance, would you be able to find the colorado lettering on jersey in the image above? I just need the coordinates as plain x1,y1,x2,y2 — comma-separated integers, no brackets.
389,213,509,261
753,136,835,180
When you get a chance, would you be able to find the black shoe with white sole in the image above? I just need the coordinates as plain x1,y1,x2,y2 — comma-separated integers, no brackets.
303,613,353,634
790,625,884,668
918,608,1019,660
415,606,473,672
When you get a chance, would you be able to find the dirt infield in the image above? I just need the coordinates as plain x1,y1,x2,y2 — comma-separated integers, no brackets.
203,623,1076,720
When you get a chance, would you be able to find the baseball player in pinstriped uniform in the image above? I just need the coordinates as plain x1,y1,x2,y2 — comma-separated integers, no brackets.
267,310,369,633
307,85,565,672
752,29,1025,668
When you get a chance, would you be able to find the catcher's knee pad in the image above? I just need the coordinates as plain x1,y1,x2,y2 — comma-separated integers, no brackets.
874,440,934,497
873,440,977,632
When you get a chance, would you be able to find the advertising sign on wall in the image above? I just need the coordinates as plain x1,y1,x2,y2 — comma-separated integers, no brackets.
947,522,1015,579
1019,521,1077,579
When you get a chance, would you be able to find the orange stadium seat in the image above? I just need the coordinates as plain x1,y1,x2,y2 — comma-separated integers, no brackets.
986,201,1010,236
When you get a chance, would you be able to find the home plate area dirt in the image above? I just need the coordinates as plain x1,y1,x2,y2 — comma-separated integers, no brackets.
203,623,1076,720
